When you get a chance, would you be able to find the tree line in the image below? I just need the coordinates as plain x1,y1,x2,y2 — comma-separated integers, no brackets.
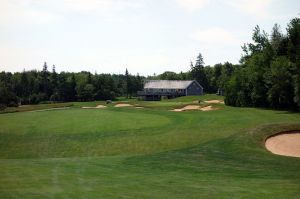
0,63,143,108
149,58,236,95
148,17,300,110
1,17,299,111
225,17,300,110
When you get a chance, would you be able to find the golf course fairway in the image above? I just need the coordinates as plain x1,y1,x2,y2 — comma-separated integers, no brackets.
0,95,300,198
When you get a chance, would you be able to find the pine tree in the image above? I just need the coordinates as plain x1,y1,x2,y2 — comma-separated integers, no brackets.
51,65,58,92
40,62,51,98
125,68,131,98
190,53,209,92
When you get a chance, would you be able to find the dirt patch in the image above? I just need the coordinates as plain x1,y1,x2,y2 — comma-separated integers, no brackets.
114,104,133,108
81,105,106,109
171,105,218,112
265,131,300,157
204,100,224,104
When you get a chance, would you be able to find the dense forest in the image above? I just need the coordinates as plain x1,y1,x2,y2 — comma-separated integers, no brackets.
0,17,299,111
0,59,234,108
0,65,144,108
225,17,300,110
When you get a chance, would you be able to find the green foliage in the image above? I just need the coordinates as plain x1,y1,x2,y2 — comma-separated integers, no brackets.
265,57,295,108
287,18,300,107
0,66,145,105
0,72,18,107
190,53,209,92
1,17,298,111
225,67,252,106
226,17,300,111
158,71,181,80
125,68,131,98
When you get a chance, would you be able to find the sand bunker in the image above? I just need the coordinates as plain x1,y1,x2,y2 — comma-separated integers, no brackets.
135,107,144,109
30,107,71,112
172,105,218,112
200,105,217,111
265,132,300,157
172,105,201,112
204,100,225,104
81,105,106,109
114,103,133,107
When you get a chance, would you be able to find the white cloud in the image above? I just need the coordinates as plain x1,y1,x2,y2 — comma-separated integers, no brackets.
0,0,146,27
190,27,241,45
176,0,210,12
0,0,61,26
0,0,60,25
224,0,273,19
62,0,145,12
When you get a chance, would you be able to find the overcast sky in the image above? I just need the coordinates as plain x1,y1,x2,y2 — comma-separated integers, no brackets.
0,0,299,75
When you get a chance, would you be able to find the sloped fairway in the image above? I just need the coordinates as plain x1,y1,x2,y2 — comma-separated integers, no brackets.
0,98,300,198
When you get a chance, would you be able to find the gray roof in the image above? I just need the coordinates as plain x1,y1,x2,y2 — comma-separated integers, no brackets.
144,80,196,89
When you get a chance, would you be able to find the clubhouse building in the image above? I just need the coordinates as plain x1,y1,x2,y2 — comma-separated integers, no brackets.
137,80,203,101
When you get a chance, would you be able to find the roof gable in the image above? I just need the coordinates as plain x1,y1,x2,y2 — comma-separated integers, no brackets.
144,80,199,89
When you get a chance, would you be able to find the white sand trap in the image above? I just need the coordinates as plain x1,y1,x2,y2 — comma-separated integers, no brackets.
204,100,225,104
96,105,106,108
172,105,201,112
265,132,300,157
172,105,218,112
135,107,144,109
30,107,71,112
199,105,218,111
81,105,106,109
114,103,133,107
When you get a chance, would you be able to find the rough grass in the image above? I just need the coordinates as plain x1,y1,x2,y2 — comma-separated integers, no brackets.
0,95,300,198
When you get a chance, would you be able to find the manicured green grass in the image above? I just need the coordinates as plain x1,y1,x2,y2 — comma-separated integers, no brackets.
0,95,300,198
0,102,73,114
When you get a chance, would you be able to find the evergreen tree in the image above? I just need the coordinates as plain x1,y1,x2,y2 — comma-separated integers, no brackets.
20,70,29,104
69,74,77,101
51,65,58,92
270,24,283,55
40,62,51,98
190,53,209,92
125,68,132,98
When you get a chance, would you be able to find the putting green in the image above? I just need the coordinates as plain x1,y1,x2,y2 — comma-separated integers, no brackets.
0,108,170,135
0,108,171,158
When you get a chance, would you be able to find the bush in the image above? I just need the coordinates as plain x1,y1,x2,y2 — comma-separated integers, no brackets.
0,104,6,111
29,93,47,104
50,92,60,102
